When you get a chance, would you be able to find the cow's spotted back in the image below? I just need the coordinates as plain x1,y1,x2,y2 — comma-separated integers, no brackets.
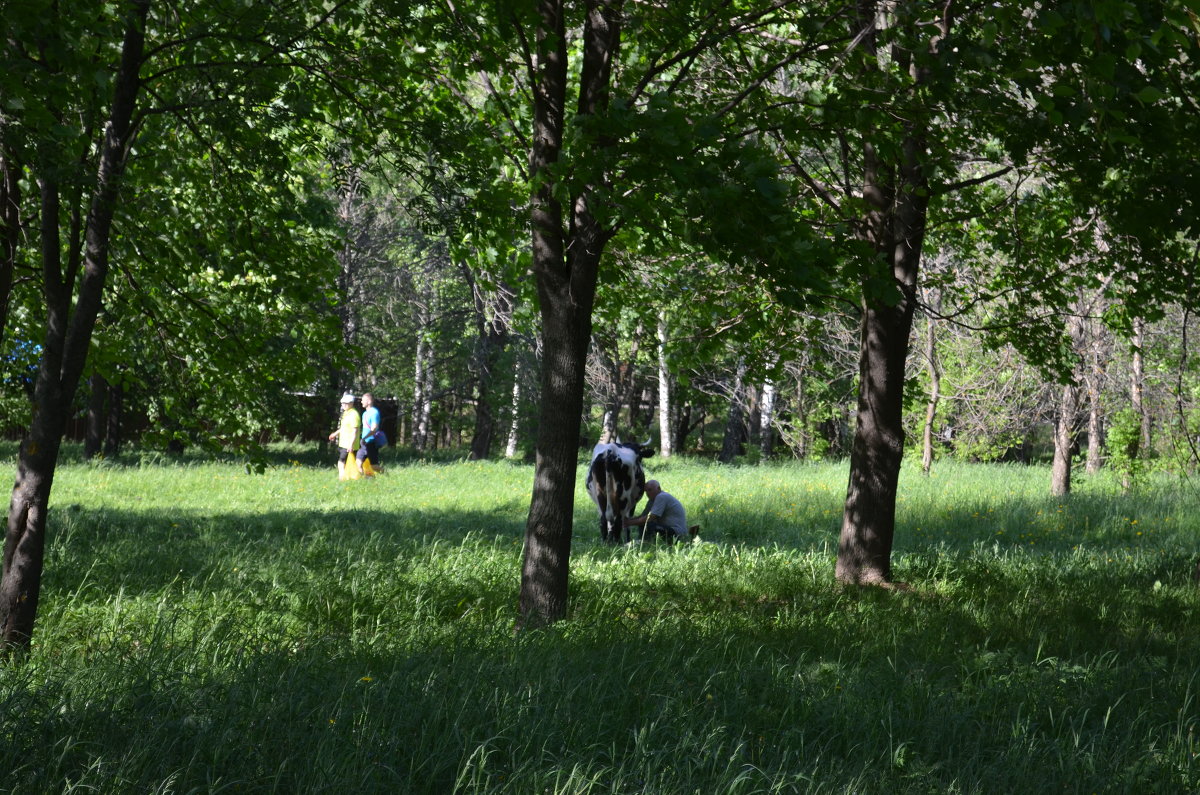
585,440,654,543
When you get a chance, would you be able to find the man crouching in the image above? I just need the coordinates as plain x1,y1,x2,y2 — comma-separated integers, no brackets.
624,480,689,543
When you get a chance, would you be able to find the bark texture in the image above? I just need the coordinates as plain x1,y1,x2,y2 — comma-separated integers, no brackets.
920,293,940,475
656,316,672,458
1050,381,1079,497
518,0,621,629
835,2,936,586
0,154,19,348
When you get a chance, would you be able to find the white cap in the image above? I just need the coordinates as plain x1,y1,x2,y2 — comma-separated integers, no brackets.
340,392,356,404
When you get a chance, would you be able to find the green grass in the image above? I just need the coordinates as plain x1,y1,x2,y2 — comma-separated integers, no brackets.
2,447,1199,793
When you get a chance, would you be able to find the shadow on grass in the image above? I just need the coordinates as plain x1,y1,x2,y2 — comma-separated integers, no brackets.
11,565,1200,794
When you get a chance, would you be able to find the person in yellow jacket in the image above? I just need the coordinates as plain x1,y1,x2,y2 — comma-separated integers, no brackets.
327,392,361,479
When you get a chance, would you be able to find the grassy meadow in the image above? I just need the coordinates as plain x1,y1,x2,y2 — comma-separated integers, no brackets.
2,445,1199,793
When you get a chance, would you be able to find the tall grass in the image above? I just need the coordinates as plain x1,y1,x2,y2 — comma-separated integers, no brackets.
1,447,1198,793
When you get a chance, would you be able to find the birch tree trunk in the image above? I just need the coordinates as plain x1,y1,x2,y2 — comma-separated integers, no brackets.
411,329,428,449
759,378,776,459
505,357,523,459
656,315,672,458
1131,316,1150,452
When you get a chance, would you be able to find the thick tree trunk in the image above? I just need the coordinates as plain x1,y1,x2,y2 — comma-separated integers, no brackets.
3,416,63,650
519,0,620,629
520,279,594,627
837,292,916,585
2,0,148,652
834,1,940,586
469,377,497,458
673,401,696,454
1051,382,1078,496
836,137,928,583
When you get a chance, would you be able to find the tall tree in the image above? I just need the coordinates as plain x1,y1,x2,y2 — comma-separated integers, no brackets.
518,0,620,627
0,0,379,651
2,0,152,649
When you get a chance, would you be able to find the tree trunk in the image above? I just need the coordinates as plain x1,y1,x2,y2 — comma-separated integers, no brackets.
1131,316,1150,456
835,1,941,586
794,368,809,459
760,378,776,459
505,356,523,459
412,324,433,452
836,76,932,584
1084,329,1104,474
0,154,19,349
84,371,107,460
920,296,941,475
746,383,761,449
463,266,514,461
519,0,620,630
2,0,149,652
104,377,123,458
621,321,643,434
656,315,672,457
837,285,917,585
599,406,617,444
1051,381,1078,496
719,357,747,463
673,401,696,454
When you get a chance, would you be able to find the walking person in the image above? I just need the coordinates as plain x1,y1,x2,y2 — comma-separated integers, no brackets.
356,392,386,476
327,392,361,479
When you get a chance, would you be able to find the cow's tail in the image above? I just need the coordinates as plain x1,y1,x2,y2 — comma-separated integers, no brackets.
603,453,631,542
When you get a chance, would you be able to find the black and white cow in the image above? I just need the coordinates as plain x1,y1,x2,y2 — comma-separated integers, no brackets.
585,440,654,544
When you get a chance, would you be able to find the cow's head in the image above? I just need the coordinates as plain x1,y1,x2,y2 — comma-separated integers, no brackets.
615,438,655,461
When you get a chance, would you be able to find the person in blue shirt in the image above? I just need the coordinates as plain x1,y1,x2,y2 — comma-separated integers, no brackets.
356,392,386,475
